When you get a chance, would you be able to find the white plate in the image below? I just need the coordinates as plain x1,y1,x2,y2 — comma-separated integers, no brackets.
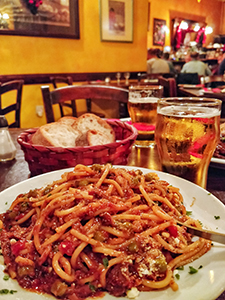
1,167,225,300
211,157,225,169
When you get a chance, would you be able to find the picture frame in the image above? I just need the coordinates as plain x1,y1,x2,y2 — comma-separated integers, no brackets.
100,0,133,42
153,18,166,46
0,0,80,39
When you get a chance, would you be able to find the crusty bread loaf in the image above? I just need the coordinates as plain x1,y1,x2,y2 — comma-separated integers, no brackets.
31,113,115,148
221,123,225,136
31,123,80,147
72,113,115,146
87,130,114,146
57,116,77,126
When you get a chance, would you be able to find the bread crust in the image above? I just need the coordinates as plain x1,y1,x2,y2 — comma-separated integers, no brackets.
72,113,115,146
87,129,114,146
31,113,115,148
31,123,80,147
57,116,77,126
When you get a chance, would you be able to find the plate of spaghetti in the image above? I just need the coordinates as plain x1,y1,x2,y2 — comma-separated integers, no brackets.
0,164,225,300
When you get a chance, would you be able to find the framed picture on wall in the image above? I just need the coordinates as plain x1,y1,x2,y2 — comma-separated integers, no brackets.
0,0,79,39
100,0,133,42
153,18,166,46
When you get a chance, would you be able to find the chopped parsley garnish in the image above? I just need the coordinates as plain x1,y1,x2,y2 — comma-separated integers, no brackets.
214,216,220,220
103,257,109,268
175,274,180,280
3,275,9,281
176,266,184,271
5,202,7,205
198,220,203,226
208,193,211,195
189,266,198,274
0,289,17,294
47,193,52,197
186,211,192,216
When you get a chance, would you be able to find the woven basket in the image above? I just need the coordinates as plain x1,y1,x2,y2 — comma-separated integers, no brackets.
17,120,138,176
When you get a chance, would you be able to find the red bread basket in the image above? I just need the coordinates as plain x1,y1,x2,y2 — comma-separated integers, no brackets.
17,120,138,176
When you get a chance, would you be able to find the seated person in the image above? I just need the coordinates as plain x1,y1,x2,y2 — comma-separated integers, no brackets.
163,52,176,75
218,51,225,75
147,48,170,74
181,51,212,76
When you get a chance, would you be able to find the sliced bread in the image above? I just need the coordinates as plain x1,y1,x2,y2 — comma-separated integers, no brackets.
57,116,77,126
87,130,114,146
31,123,80,147
72,113,115,146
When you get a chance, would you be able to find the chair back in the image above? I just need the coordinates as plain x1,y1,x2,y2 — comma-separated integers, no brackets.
41,84,129,123
50,76,77,117
158,76,177,97
50,76,105,118
0,80,24,128
176,73,200,85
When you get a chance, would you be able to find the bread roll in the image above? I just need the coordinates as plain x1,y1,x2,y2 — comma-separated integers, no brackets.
57,116,77,126
32,123,80,147
72,113,115,146
87,130,114,146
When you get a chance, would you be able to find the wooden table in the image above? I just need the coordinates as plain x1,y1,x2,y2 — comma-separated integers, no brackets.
1,129,225,299
178,87,225,118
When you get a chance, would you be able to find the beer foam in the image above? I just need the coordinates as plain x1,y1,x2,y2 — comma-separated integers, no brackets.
158,105,220,118
129,97,159,103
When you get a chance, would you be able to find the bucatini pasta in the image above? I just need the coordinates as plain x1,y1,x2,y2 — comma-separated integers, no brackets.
0,164,211,299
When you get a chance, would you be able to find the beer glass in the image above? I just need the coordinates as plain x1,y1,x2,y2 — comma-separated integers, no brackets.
128,85,163,147
155,98,221,189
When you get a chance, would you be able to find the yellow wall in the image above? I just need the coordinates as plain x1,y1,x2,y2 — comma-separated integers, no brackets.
1,0,224,128
147,0,223,49
1,0,148,127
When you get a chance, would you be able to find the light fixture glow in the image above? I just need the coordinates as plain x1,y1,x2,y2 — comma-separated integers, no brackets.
163,25,170,34
205,26,213,35
180,21,188,30
194,24,200,32
2,13,9,20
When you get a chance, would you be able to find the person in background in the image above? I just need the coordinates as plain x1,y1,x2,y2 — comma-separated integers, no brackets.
181,51,212,76
147,48,170,74
217,50,225,75
163,52,176,75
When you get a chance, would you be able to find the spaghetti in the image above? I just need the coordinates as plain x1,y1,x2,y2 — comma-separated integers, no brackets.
0,164,211,299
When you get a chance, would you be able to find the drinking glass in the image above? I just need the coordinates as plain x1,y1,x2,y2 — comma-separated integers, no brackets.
128,85,163,147
155,97,221,188
124,72,130,85
116,72,121,84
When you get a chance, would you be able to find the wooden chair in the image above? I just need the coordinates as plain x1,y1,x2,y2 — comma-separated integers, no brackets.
50,76,105,118
50,76,77,118
158,76,177,97
176,73,200,85
41,84,129,123
0,80,24,128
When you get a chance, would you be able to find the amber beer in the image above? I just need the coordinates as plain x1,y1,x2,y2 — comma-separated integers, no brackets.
128,85,163,147
155,98,221,188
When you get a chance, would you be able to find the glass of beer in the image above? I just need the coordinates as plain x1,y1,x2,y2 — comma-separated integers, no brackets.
128,85,163,147
155,97,221,189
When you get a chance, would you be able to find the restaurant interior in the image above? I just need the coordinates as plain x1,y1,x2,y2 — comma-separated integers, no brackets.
1,2,225,300
1,0,225,128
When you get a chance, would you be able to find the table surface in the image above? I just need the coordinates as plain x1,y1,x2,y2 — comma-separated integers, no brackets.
1,128,225,299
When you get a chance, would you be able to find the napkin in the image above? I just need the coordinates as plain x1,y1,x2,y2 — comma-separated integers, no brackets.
203,87,221,93
126,121,155,131
107,119,155,131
